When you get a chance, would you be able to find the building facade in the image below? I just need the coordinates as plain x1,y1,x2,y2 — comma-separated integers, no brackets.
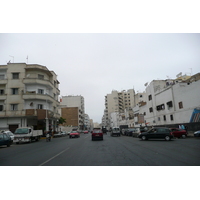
0,63,60,133
60,95,85,129
102,73,200,131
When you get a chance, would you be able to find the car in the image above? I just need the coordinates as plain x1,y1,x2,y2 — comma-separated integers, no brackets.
170,128,187,138
111,127,120,137
0,132,12,147
69,131,80,138
1,130,14,142
124,128,137,136
53,132,62,138
91,129,103,141
138,127,173,141
83,130,89,134
194,130,200,137
60,131,67,137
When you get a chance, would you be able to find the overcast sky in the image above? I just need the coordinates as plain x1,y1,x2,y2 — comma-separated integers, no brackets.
0,33,199,123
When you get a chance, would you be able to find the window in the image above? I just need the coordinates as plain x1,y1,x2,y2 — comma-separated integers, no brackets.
179,102,183,109
148,95,152,101
170,114,174,121
163,115,166,121
12,73,19,79
11,104,18,111
0,74,5,80
11,88,18,95
38,89,44,94
0,105,3,111
37,104,43,109
38,74,44,79
0,89,4,95
166,101,173,109
157,104,165,111
149,107,153,113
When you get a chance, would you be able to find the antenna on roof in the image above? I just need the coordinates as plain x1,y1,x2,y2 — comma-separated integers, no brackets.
9,55,14,63
26,55,28,64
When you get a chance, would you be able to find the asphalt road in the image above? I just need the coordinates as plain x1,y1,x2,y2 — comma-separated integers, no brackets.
0,133,200,166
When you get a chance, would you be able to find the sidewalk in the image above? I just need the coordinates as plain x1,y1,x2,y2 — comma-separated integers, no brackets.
187,131,194,137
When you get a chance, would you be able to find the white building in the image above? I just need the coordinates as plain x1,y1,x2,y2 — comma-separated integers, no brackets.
0,63,60,133
143,74,200,126
103,73,200,131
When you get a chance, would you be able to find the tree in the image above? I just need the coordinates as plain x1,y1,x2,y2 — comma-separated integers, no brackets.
58,117,66,125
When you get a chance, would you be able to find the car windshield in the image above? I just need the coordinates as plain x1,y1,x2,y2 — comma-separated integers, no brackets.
15,128,29,134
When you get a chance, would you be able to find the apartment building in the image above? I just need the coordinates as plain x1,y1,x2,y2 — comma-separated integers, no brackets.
103,73,200,131
60,95,85,129
143,73,200,128
0,63,60,133
103,89,137,128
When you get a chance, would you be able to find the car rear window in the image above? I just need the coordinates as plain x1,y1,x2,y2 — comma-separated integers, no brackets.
93,130,102,133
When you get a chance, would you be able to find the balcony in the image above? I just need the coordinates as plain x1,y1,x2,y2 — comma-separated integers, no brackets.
23,78,54,89
26,109,60,119
0,78,7,84
0,94,7,100
23,92,54,103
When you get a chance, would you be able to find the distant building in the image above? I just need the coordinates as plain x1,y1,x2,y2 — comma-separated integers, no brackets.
0,63,60,133
60,95,85,130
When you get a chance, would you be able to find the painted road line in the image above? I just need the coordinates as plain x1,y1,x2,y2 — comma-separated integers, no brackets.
39,147,70,166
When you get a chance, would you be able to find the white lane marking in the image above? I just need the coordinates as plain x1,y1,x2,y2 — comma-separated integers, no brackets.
84,135,89,139
39,147,70,166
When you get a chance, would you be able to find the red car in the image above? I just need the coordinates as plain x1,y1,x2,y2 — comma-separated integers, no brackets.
170,128,187,138
69,131,80,138
91,129,103,141
83,130,89,134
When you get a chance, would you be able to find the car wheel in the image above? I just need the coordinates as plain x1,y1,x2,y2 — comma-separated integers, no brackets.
141,136,146,141
182,135,186,139
7,144,10,147
165,136,170,141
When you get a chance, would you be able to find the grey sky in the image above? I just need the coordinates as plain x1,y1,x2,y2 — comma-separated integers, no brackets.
0,33,200,123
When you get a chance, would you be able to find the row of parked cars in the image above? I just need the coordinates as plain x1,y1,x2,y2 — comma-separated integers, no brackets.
111,126,200,141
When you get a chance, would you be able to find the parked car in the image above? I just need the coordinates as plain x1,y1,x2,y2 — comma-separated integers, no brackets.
0,132,12,147
91,129,103,141
194,130,200,137
138,127,173,141
1,130,14,142
124,128,137,136
111,128,120,137
170,128,187,138
69,131,80,138
60,131,67,137
53,132,62,138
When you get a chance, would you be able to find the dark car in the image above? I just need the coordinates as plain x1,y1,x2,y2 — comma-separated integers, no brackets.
111,128,120,137
170,128,187,138
91,129,103,141
138,127,173,141
0,132,12,147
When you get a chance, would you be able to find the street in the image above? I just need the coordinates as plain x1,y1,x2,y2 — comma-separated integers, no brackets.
0,133,200,166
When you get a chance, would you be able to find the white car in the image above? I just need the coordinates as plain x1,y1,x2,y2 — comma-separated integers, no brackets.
1,130,14,141
194,130,200,137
